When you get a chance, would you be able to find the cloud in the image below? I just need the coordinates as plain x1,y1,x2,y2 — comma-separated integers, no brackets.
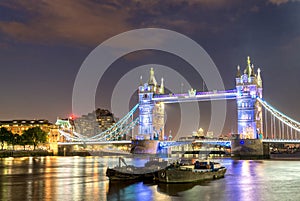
0,41,9,48
280,36,300,51
0,0,132,46
269,0,300,5
1,0,294,47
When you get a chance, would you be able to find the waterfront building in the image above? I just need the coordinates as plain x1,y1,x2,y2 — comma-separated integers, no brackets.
0,119,60,146
54,117,74,142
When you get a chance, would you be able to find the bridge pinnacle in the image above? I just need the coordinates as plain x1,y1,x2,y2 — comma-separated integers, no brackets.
251,64,255,77
159,77,164,94
236,65,241,77
257,68,262,87
247,56,251,66
244,56,252,77
148,67,157,86
139,75,143,86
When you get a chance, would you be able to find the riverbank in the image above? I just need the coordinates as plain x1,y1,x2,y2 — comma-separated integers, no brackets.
2,150,300,160
58,150,91,156
270,152,300,160
0,150,53,158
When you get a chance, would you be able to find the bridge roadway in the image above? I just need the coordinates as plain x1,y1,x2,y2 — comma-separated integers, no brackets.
58,139,300,147
153,90,237,103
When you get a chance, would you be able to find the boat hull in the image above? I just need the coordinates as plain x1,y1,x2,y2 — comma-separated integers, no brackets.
106,167,157,181
157,167,227,183
106,168,141,180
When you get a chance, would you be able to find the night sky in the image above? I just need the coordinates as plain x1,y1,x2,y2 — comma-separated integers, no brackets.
0,0,299,136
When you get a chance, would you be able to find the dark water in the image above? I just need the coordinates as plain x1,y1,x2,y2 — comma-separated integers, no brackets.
0,156,300,201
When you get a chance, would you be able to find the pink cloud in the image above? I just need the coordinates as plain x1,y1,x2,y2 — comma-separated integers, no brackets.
0,0,264,46
0,0,132,46
268,0,300,5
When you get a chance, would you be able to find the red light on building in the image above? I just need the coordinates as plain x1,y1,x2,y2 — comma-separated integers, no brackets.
69,114,76,120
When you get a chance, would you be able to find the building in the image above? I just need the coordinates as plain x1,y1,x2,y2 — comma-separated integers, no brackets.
73,112,102,138
95,108,117,131
56,108,117,139
54,118,74,142
0,119,60,145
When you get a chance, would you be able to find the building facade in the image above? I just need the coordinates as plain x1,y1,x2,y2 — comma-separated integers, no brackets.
138,68,165,140
56,108,117,139
0,119,60,145
235,57,263,139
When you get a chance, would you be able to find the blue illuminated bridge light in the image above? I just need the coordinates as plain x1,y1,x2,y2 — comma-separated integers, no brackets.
262,139,300,143
159,140,232,149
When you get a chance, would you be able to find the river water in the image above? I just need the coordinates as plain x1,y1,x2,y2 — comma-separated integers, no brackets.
0,156,300,201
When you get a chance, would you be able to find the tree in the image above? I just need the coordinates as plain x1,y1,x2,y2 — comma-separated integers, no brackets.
22,127,48,150
19,133,28,150
0,127,12,150
6,132,15,150
9,134,22,150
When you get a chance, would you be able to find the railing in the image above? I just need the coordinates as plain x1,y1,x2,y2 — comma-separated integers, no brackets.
258,98,300,133
153,90,237,103
262,139,300,143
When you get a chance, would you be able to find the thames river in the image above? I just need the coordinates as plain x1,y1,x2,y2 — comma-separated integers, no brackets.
0,156,300,201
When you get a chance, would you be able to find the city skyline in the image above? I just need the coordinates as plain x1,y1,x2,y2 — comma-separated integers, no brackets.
0,0,299,135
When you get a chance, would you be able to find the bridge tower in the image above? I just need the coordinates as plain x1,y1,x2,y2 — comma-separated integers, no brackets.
137,68,165,140
235,56,263,139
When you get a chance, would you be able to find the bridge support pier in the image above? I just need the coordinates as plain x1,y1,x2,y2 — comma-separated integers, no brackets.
130,140,160,154
58,145,74,156
49,142,58,155
231,139,270,159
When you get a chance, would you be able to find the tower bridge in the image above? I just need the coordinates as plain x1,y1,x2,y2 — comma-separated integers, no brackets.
57,57,300,157
137,56,263,141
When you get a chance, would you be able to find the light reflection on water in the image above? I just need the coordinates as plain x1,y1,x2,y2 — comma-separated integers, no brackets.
0,156,300,201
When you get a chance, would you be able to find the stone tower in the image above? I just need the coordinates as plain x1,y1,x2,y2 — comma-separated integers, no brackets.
137,68,165,140
235,57,263,139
